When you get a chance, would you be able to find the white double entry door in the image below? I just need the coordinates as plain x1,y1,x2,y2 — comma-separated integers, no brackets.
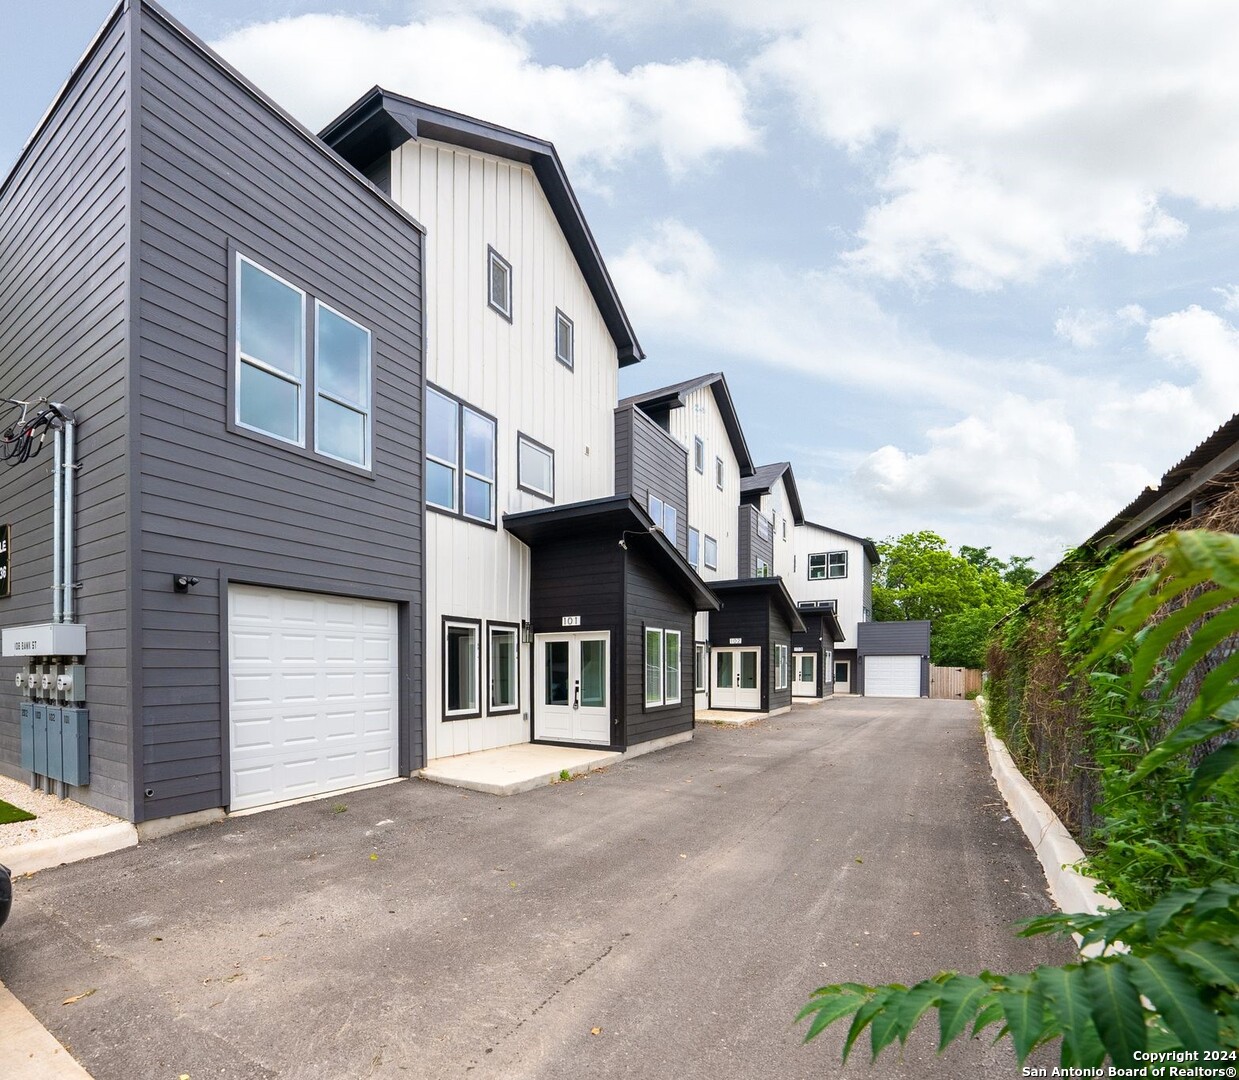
712,647,761,709
534,632,611,745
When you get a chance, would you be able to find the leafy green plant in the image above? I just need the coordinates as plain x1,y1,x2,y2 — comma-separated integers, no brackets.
558,769,571,782
800,529,1239,1064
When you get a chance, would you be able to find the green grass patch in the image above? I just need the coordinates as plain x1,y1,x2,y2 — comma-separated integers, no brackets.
0,798,36,825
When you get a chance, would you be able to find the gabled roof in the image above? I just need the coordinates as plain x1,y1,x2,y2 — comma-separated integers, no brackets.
740,462,804,525
319,88,643,367
503,495,719,611
619,372,754,477
800,520,881,565
708,577,806,633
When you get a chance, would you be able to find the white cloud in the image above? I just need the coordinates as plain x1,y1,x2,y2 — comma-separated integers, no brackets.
747,0,1239,288
210,14,757,183
1054,308,1112,349
1212,284,1239,312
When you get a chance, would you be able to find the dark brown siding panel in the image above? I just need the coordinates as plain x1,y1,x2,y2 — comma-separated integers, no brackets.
0,13,133,818
134,10,424,820
623,546,694,746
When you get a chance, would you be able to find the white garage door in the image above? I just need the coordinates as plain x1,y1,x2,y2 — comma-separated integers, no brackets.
864,655,922,698
228,585,399,811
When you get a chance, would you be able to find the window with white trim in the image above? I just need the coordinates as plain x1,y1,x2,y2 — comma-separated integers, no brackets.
688,527,700,568
755,557,770,577
704,534,718,571
517,433,554,500
554,309,574,369
663,503,677,543
694,643,707,693
427,386,496,524
314,301,371,467
644,627,682,707
648,493,663,528
693,437,704,473
236,256,306,446
444,619,480,717
715,456,724,490
488,623,519,712
488,247,512,320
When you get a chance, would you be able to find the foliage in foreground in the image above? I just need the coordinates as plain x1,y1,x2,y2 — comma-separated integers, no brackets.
801,530,1239,1065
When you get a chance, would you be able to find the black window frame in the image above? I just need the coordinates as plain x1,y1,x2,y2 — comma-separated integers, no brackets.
443,616,483,721
554,308,574,370
516,431,555,502
486,620,521,716
426,383,498,528
704,534,718,571
828,551,848,578
694,436,705,473
487,246,513,322
714,456,724,490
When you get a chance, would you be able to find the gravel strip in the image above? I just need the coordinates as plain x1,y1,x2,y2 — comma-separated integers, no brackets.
0,772,123,848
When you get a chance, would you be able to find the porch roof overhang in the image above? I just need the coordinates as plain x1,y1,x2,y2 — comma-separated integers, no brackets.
504,495,720,612
707,577,807,633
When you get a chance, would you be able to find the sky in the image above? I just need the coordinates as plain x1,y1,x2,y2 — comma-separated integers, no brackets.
5,1,1239,570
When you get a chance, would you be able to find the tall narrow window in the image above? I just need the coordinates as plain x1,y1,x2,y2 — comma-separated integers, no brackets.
664,630,681,705
426,388,459,512
704,535,718,571
462,408,496,522
648,493,664,528
645,628,664,706
488,624,519,712
488,247,512,320
663,504,677,544
314,302,371,467
688,527,700,568
517,433,554,500
554,309,574,370
694,643,707,692
427,387,496,525
236,256,305,445
715,456,724,490
445,620,480,717
693,437,705,473
755,557,770,577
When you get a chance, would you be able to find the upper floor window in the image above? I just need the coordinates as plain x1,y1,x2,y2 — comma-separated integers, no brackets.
236,255,372,469
648,492,676,538
314,302,372,468
715,456,724,490
704,534,718,571
694,437,705,474
427,385,495,524
782,518,787,541
757,514,772,541
554,309,574,370
688,527,700,568
517,433,554,500
755,557,770,577
237,256,306,446
808,551,848,579
488,247,512,321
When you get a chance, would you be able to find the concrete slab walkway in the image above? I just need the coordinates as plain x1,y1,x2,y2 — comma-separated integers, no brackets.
419,742,622,795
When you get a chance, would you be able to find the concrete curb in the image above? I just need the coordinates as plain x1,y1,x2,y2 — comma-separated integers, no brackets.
0,822,138,877
0,980,95,1079
621,730,693,760
981,717,1114,917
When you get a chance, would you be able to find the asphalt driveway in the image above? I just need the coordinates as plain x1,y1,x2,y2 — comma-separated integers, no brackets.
0,698,1074,1080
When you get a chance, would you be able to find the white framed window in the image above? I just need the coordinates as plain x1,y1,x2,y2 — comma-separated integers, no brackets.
236,255,306,446
444,618,481,718
688,527,700,568
314,301,371,467
663,503,677,543
648,492,664,528
775,643,789,690
755,557,770,577
517,433,554,500
694,643,707,693
823,650,833,679
694,437,705,473
715,456,724,490
644,628,664,706
704,534,718,571
427,386,496,524
554,309,574,370
488,246,512,320
488,623,519,713
828,551,848,578
665,629,681,705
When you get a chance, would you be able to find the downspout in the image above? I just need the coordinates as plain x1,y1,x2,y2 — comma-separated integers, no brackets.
52,425,63,623
62,417,76,623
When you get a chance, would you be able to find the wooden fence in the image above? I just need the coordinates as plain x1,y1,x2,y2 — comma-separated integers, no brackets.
929,666,983,699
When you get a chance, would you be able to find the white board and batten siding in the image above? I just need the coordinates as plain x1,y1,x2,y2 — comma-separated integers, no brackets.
790,523,872,650
390,139,619,761
228,586,399,811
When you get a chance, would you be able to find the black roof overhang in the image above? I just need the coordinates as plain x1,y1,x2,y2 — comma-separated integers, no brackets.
320,89,643,367
503,496,720,612
708,577,807,633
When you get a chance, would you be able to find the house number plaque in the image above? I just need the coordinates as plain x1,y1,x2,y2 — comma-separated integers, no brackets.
562,615,581,627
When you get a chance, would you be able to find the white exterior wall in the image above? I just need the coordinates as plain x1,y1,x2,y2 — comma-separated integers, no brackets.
768,477,795,579
392,139,619,760
790,524,873,650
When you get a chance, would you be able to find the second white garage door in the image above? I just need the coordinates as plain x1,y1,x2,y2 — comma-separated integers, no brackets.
228,585,399,812
863,655,922,698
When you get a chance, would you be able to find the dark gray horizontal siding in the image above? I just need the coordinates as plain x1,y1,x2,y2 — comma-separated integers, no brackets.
737,504,774,578
0,12,132,818
614,405,688,556
624,548,694,746
134,8,424,820
767,605,793,714
857,620,931,656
